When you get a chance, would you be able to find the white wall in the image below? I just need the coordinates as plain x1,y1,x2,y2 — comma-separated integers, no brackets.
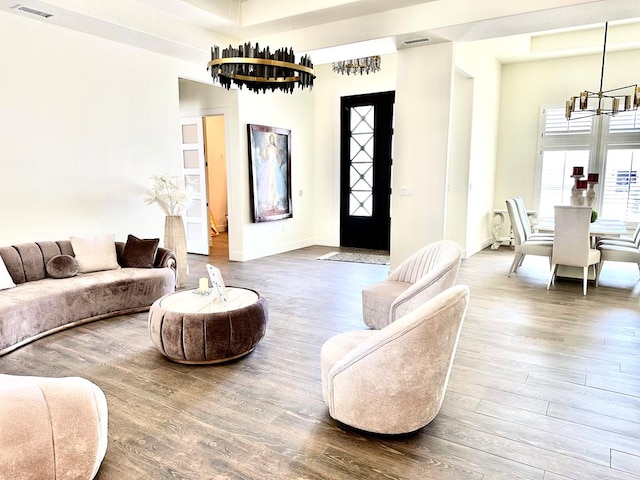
391,43,454,266
179,80,316,261
177,79,244,259
495,49,640,213
0,12,208,246
0,9,504,263
445,71,473,254
236,89,316,260
454,41,502,256
312,54,398,247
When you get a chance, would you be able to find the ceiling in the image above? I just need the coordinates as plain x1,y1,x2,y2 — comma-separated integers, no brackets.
2,0,640,65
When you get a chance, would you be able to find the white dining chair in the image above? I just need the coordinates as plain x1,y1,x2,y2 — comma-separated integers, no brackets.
513,196,553,242
547,205,600,295
596,222,640,248
505,198,553,277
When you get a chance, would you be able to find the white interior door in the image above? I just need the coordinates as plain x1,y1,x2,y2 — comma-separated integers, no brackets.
180,117,209,255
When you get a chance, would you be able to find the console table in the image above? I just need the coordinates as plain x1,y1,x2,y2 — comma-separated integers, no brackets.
491,208,538,250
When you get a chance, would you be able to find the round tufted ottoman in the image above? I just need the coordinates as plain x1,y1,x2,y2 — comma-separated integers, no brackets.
148,287,268,364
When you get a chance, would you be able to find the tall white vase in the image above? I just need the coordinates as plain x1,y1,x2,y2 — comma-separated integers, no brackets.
164,215,187,288
586,183,597,207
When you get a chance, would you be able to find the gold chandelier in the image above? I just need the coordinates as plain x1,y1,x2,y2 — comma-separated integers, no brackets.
332,56,381,76
566,22,640,120
207,43,315,94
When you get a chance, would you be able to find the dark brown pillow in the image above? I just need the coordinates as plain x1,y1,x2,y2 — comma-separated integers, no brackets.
121,235,159,268
46,255,79,279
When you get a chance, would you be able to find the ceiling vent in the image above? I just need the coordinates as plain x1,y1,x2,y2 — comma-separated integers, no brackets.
10,4,54,18
404,37,432,46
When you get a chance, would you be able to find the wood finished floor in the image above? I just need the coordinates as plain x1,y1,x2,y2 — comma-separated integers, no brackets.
1,234,639,480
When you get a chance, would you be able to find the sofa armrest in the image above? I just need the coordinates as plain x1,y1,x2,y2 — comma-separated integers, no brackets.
154,247,177,275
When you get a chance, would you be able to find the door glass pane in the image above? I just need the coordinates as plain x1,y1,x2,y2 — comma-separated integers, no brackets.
185,174,201,194
183,150,199,169
349,105,374,217
186,198,201,217
182,124,199,144
601,148,640,222
349,191,373,216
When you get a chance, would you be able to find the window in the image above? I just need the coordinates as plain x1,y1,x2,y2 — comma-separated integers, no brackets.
537,106,640,223
600,149,640,221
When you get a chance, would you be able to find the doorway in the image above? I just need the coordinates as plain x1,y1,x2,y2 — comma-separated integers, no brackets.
340,91,395,250
180,113,229,256
203,115,228,249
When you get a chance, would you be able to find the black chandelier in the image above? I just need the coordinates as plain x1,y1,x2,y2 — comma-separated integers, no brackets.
565,22,640,120
207,42,315,94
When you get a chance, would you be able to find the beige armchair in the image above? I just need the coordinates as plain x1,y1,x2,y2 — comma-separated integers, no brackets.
0,374,108,480
361,240,462,330
321,285,469,435
547,205,600,295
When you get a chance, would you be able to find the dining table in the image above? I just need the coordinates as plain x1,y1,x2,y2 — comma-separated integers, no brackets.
534,217,628,280
535,217,627,240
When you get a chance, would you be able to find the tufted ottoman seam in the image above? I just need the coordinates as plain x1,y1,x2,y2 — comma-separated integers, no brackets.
182,315,187,361
227,313,233,358
36,384,58,478
157,311,167,356
203,316,208,360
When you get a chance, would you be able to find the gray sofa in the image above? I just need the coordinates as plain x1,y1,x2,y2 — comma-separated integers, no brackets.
0,239,176,356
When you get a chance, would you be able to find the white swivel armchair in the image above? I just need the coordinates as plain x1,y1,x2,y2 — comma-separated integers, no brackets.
361,240,462,330
547,205,600,295
321,285,469,435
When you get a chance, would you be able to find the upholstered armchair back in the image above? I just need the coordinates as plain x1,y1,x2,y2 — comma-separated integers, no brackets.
388,240,459,284
388,240,462,323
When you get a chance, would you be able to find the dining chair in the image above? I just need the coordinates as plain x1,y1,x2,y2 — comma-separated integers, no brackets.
596,242,640,284
596,222,640,248
513,196,553,242
505,198,553,277
547,205,600,295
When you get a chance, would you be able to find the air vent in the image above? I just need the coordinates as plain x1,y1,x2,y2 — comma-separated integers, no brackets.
10,4,54,18
404,37,431,46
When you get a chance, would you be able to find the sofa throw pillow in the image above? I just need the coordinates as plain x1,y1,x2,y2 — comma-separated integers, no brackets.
0,255,16,290
121,234,159,268
70,234,120,273
46,254,80,279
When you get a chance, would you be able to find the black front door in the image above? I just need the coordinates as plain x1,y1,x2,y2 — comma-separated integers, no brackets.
339,91,395,250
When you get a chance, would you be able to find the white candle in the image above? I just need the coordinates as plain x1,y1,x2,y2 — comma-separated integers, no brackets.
198,277,208,292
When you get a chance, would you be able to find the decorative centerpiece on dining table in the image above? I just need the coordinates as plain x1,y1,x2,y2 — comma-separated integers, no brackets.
144,173,195,287
570,167,587,205
570,167,599,208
